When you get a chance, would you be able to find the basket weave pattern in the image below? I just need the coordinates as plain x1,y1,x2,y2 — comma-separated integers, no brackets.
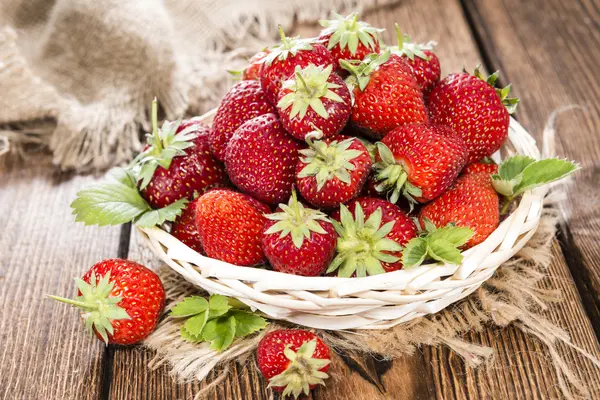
138,111,546,330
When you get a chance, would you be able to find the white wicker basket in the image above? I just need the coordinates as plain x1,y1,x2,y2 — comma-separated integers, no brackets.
138,110,547,330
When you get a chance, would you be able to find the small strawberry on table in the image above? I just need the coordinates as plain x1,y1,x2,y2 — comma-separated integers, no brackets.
48,259,165,345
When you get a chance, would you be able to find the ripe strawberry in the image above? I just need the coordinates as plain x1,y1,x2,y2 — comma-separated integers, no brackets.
276,64,351,140
195,189,270,266
419,172,499,248
48,259,165,345
329,197,417,275
341,51,427,140
257,329,331,398
171,197,203,254
135,101,228,209
262,191,337,276
260,27,334,105
225,113,302,205
428,66,519,163
243,49,270,80
389,24,440,95
209,80,276,161
318,12,383,69
462,159,498,175
296,134,371,208
373,124,468,207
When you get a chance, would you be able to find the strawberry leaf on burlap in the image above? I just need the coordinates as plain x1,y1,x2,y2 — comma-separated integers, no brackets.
230,310,268,338
202,316,236,352
170,296,209,317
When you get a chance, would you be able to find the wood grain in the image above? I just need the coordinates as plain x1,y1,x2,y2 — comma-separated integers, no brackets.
0,157,122,400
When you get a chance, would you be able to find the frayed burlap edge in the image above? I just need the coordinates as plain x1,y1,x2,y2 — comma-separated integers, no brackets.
143,193,600,400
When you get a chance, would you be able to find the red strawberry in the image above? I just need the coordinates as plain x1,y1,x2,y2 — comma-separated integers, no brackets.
329,197,417,276
419,172,499,248
296,134,371,208
462,160,498,175
373,124,468,207
209,80,276,161
48,259,165,345
243,49,270,80
318,12,383,70
225,113,302,205
260,27,334,105
276,64,351,140
171,197,203,254
257,329,331,398
195,189,270,266
135,101,229,209
389,24,440,95
341,51,427,140
262,191,337,276
427,66,519,163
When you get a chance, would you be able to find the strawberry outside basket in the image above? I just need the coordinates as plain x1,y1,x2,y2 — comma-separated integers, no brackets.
137,109,547,330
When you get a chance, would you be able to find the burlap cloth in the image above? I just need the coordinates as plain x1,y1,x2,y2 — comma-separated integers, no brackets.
0,0,394,171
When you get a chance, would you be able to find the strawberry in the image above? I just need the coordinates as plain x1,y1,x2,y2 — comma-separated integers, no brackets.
262,191,337,276
427,66,519,163
296,134,371,208
257,329,331,398
243,49,270,80
419,172,499,248
276,64,351,140
195,189,270,266
318,12,383,70
329,197,417,276
462,159,498,175
48,259,165,345
341,51,427,140
225,113,302,205
260,26,334,105
171,197,203,254
389,24,440,95
209,80,276,161
373,124,468,207
134,101,228,209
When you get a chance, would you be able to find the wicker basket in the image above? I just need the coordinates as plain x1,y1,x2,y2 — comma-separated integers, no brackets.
138,109,547,330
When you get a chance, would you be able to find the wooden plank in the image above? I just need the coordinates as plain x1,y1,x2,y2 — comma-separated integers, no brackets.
0,157,122,399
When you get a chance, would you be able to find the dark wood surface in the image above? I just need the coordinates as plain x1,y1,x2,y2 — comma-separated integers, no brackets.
2,0,600,399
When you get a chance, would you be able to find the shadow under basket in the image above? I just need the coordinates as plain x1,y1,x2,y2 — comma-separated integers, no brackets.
138,110,547,330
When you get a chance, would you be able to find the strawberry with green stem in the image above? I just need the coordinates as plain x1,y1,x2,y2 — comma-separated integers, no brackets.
260,26,334,105
428,65,520,163
296,132,372,208
318,12,383,70
262,190,337,276
328,197,417,276
257,329,331,398
276,64,351,140
47,259,165,345
389,24,440,94
341,51,427,140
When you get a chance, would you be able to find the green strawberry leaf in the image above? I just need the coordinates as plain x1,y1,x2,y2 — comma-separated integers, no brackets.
180,325,202,342
401,237,428,268
497,155,536,181
429,225,473,247
208,294,232,318
202,316,236,352
183,309,210,338
402,224,473,268
513,158,579,195
229,310,267,338
427,240,463,264
134,197,188,228
170,296,209,317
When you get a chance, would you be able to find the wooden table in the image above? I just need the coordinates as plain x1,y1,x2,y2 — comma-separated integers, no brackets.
2,0,600,398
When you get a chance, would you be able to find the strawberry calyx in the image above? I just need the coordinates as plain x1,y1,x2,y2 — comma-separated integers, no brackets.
401,219,474,268
47,271,130,344
340,50,391,91
372,142,422,209
267,339,331,398
470,65,520,114
298,132,365,190
327,203,403,277
389,23,436,61
277,64,344,120
264,190,332,249
319,12,383,55
131,98,199,189
263,26,314,66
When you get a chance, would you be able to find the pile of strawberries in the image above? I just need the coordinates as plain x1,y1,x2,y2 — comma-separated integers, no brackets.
73,12,576,279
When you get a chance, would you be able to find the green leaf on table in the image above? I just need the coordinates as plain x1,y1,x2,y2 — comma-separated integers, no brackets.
202,316,236,352
170,296,209,317
184,309,209,338
208,294,232,318
180,325,202,342
230,310,268,338
134,197,188,228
